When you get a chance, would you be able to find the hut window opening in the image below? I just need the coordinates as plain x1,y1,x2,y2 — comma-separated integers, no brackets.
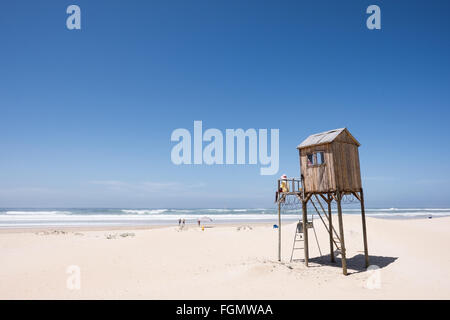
307,154,314,166
307,152,325,167
317,152,325,165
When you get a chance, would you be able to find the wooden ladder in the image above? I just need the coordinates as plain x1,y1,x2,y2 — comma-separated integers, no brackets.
290,223,304,262
290,218,322,262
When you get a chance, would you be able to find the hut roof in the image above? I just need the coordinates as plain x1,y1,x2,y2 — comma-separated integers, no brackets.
297,128,360,149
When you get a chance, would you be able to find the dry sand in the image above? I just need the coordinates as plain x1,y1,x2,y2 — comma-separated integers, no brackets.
1,215,449,299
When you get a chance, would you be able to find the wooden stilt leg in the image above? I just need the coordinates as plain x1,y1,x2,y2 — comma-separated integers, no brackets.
336,191,347,275
278,200,281,262
302,199,309,266
360,189,369,268
328,194,335,263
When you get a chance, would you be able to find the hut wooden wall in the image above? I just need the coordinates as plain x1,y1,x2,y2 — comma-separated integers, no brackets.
299,144,336,192
330,141,362,192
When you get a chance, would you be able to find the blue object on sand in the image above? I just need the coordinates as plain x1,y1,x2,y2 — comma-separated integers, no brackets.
273,224,278,229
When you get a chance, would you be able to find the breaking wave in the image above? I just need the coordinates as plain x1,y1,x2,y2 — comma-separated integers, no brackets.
121,209,168,215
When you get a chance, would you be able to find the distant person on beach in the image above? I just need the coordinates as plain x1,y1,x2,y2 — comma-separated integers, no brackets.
178,218,181,226
182,219,185,227
197,219,201,227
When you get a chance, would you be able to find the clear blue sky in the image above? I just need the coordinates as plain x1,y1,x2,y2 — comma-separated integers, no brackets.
1,0,449,208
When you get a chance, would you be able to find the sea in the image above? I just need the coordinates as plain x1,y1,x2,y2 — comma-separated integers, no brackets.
0,207,449,229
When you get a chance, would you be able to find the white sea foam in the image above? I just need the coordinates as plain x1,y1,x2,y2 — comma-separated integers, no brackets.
121,209,168,214
5,211,72,215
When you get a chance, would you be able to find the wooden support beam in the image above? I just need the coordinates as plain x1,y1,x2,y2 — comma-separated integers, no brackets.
318,193,329,204
310,195,340,248
304,193,313,204
360,189,369,268
327,193,335,263
302,199,309,267
313,194,327,213
300,172,309,267
336,191,347,275
351,191,361,202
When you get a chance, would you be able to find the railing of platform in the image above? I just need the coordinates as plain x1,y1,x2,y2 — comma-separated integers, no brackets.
277,177,302,193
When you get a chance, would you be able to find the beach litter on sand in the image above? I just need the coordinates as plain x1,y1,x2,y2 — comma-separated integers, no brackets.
105,232,136,239
237,225,253,231
120,232,135,238
35,230,68,236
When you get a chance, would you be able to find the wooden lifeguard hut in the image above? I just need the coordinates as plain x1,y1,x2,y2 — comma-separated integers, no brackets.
276,128,369,275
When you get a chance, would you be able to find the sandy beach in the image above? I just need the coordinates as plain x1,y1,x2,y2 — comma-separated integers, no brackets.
1,215,449,299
